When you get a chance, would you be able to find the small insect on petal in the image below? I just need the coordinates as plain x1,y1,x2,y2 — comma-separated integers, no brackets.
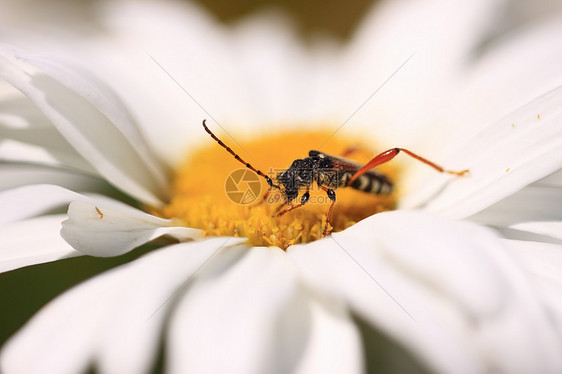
95,206,104,219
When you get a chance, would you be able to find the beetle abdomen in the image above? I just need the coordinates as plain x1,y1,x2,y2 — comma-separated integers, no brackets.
347,171,393,194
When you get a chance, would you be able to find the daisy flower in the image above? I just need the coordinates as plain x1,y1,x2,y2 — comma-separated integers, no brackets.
1,0,562,373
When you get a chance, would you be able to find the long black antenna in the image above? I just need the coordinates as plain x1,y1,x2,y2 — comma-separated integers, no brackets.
202,120,280,189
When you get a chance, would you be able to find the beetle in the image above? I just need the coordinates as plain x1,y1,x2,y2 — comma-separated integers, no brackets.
202,119,468,236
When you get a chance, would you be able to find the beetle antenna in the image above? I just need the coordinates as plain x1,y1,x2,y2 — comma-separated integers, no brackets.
202,120,280,189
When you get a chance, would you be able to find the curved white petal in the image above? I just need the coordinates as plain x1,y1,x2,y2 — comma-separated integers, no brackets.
469,183,562,242
0,184,202,257
536,278,562,339
0,184,81,226
447,16,562,144
339,0,503,146
402,85,562,218
503,239,562,338
0,163,111,194
292,296,363,374
538,169,562,187
228,12,315,127
168,246,300,374
288,211,562,374
91,0,336,162
506,239,562,289
61,200,202,257
0,43,169,206
0,214,80,273
0,238,244,374
96,238,247,374
168,246,363,374
1,266,121,374
469,185,562,226
0,88,94,172
92,0,251,164
403,16,562,173
399,17,562,212
510,221,562,242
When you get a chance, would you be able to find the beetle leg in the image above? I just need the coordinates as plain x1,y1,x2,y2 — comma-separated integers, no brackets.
348,148,469,186
319,186,336,237
276,188,310,217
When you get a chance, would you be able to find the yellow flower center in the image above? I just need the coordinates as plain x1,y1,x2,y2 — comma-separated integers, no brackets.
159,128,399,249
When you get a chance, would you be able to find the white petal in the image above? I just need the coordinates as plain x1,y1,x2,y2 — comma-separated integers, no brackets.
0,88,94,172
229,12,314,127
0,184,202,256
168,246,362,374
536,278,562,339
96,238,246,374
0,43,169,206
0,163,111,194
168,247,296,374
537,169,562,188
510,221,562,242
503,239,562,338
405,18,562,202
469,182,562,242
292,296,363,374
339,0,502,146
95,1,324,160
93,0,250,164
469,185,562,227
403,85,562,218
0,184,81,226
1,266,120,374
506,239,562,290
0,238,243,374
61,200,202,257
288,211,562,374
447,17,562,144
0,214,80,273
